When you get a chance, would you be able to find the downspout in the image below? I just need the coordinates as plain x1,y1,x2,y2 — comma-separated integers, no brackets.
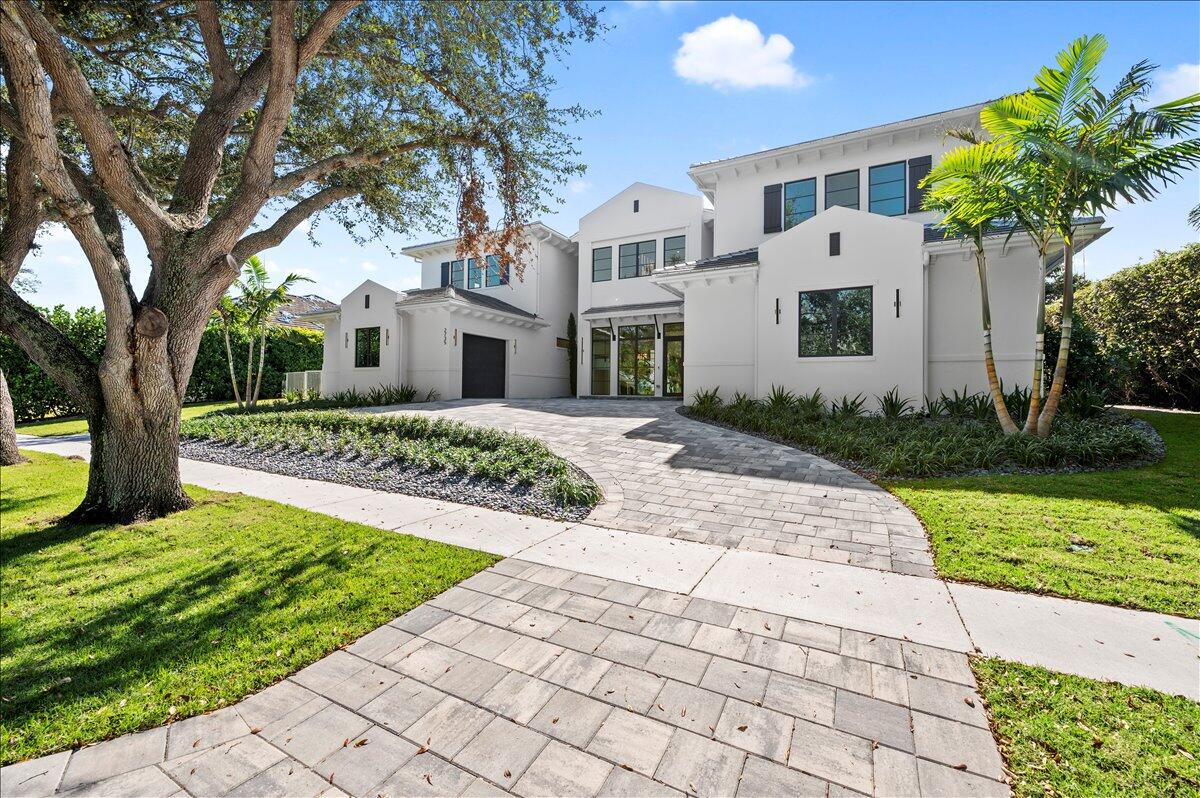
922,249,931,404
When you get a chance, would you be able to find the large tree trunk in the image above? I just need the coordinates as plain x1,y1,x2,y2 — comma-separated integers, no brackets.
975,249,1019,436
0,367,27,466
1038,243,1075,436
1022,251,1050,434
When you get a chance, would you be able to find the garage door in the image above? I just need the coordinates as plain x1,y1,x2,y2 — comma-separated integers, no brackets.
462,334,506,398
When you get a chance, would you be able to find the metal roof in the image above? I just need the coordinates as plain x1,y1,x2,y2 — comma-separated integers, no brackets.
580,299,683,317
398,287,537,319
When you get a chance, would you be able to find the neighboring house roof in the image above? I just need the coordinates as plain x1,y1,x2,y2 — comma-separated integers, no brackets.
271,293,337,329
580,300,684,318
922,216,1106,243
399,222,576,259
688,248,761,270
397,286,537,320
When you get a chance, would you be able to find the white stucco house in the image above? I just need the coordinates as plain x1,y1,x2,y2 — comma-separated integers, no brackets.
311,101,1108,405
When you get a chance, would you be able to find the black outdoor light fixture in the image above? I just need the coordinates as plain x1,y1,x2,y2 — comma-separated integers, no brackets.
894,288,901,318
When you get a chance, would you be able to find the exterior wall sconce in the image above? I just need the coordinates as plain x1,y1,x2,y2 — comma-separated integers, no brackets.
344,332,348,348
774,297,781,324
385,328,390,345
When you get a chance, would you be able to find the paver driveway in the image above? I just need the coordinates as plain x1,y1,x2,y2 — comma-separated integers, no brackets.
4,560,1008,797
372,399,934,577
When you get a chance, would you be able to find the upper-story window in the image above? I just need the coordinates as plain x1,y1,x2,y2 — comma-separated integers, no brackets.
485,254,507,287
869,162,906,216
663,236,686,267
467,258,482,289
784,178,817,229
592,247,612,282
825,170,860,210
619,240,656,279
450,259,465,289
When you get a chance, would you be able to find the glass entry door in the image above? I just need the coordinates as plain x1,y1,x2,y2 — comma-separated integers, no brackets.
618,324,655,396
663,322,684,397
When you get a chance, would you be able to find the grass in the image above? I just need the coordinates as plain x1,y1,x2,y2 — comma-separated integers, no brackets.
889,411,1200,617
15,400,254,437
182,409,600,507
973,658,1200,797
0,450,498,765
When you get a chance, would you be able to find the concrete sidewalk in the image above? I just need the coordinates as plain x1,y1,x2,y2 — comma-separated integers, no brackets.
16,434,1198,700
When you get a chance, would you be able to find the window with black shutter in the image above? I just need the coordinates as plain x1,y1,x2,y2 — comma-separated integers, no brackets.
763,184,783,233
908,155,933,213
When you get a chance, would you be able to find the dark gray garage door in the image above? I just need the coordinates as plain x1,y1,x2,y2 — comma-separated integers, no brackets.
462,334,506,398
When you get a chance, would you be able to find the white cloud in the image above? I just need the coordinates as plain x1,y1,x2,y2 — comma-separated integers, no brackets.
674,16,811,91
569,179,592,195
361,260,378,272
1148,63,1199,106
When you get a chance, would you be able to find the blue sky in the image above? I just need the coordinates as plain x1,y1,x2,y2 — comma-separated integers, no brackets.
23,0,1200,309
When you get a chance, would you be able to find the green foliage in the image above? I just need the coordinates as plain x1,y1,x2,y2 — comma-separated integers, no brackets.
181,410,599,508
1074,244,1200,409
0,306,106,420
690,387,723,413
766,385,798,412
973,658,1200,797
0,450,497,764
1043,308,1120,398
686,391,1155,478
566,313,578,395
188,323,324,404
274,383,420,410
891,411,1198,616
877,387,914,419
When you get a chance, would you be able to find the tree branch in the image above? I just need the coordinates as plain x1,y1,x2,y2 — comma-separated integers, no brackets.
195,1,236,94
231,185,355,263
10,0,180,255
0,100,45,284
0,280,102,418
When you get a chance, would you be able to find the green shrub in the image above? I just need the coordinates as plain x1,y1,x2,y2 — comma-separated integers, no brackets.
877,387,914,419
0,306,105,421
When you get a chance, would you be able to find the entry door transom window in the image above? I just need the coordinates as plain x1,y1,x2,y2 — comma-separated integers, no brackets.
618,324,655,396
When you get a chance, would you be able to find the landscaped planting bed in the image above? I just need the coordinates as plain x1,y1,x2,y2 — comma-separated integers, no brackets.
180,409,600,519
684,388,1160,479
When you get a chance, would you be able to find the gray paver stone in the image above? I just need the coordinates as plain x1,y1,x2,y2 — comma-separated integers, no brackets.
514,740,613,797
714,699,794,763
585,708,674,776
59,726,167,792
655,729,746,797
373,751,477,797
313,725,417,796
789,718,874,794
736,755,829,797
530,688,613,746
453,716,549,789
649,680,726,735
834,690,914,752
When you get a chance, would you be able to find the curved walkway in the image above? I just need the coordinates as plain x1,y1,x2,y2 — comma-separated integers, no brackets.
370,399,934,578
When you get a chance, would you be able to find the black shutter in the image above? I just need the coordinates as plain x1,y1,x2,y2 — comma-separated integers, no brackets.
908,156,932,213
763,184,783,234
500,261,510,285
440,261,450,287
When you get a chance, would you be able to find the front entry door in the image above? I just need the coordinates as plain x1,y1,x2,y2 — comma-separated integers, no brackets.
461,333,506,398
617,324,655,396
663,322,684,398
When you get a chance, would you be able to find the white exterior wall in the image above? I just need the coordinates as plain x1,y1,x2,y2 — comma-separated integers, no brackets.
679,277,756,399
693,107,982,256
319,280,402,395
926,239,1042,398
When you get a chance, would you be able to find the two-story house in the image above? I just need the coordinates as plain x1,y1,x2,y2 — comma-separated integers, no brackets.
306,223,577,400
312,101,1110,406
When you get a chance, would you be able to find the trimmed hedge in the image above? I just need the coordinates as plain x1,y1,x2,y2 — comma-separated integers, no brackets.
0,308,323,421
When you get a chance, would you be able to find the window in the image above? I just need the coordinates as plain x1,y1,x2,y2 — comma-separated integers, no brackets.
467,258,482,289
486,255,504,287
618,324,655,395
355,326,381,367
784,178,817,229
663,235,686,267
592,247,612,282
556,337,570,349
825,170,860,210
450,259,465,288
364,294,370,309
869,161,906,216
633,199,640,213
440,262,450,286
619,240,656,279
829,232,841,256
591,328,611,395
799,287,872,357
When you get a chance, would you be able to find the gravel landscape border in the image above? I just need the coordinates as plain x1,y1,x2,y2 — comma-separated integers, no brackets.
179,438,596,522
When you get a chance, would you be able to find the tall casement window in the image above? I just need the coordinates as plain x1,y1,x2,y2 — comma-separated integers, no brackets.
485,255,505,287
824,170,860,210
784,178,817,229
663,235,687,267
592,247,612,282
799,287,873,357
619,240,656,279
869,162,906,216
467,258,482,289
354,326,381,367
591,328,611,395
450,259,465,289
618,324,656,395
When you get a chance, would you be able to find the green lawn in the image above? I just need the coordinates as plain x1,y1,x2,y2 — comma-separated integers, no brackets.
889,411,1200,617
0,450,497,765
974,658,1200,797
15,400,253,437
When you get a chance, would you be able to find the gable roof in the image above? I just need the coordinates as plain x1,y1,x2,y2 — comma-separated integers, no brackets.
399,222,575,259
397,286,536,319
578,182,705,222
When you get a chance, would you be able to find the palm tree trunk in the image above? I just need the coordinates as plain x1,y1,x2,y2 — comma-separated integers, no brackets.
252,327,268,406
244,335,255,410
1038,242,1074,436
975,249,1019,435
1023,250,1050,434
221,320,243,409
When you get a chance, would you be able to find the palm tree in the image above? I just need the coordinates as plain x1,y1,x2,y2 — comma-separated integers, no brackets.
980,35,1200,434
921,140,1023,435
213,294,246,409
227,256,312,409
